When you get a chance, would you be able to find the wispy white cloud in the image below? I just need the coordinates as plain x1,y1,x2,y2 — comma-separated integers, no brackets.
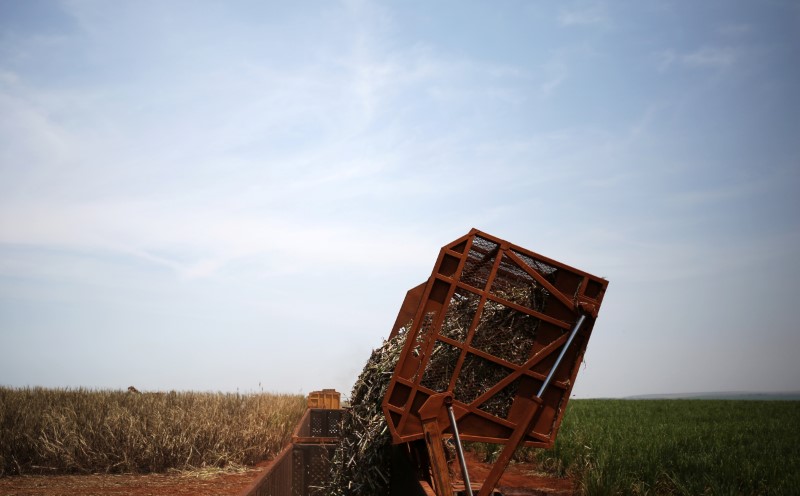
540,59,567,97
1,34,502,280
667,182,760,208
1,0,541,286
0,197,437,279
681,46,737,68
655,46,738,72
0,70,19,85
0,92,82,190
558,2,609,27
716,23,752,37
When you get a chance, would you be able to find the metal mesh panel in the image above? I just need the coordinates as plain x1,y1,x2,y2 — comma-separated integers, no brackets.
453,353,511,405
308,410,342,438
490,255,550,314
292,449,304,496
420,341,462,392
439,287,481,343
471,300,540,366
460,236,499,290
326,411,342,437
512,249,557,283
478,377,521,420
293,445,335,496
405,311,435,383
310,412,324,437
412,311,436,358
306,446,332,496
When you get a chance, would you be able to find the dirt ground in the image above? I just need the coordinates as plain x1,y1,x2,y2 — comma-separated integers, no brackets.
463,452,576,495
0,453,574,496
0,460,273,496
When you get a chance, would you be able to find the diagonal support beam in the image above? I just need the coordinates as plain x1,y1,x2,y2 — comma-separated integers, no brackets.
477,315,587,496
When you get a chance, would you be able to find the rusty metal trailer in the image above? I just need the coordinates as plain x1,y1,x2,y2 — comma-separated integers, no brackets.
242,228,608,496
241,407,342,496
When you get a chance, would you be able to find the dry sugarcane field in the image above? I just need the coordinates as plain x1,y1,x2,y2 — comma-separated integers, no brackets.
0,387,306,476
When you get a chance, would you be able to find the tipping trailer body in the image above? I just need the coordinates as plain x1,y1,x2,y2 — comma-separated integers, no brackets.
241,228,608,496
382,228,608,495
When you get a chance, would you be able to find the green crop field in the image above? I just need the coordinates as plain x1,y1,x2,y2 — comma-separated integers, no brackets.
474,399,800,495
0,387,306,476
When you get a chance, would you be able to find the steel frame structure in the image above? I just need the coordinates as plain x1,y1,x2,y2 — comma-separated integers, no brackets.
382,228,608,496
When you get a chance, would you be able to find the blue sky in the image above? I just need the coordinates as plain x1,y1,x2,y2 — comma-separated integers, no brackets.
1,0,798,398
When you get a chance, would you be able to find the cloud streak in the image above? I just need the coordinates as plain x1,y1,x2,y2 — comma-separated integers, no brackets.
558,3,609,27
656,46,738,71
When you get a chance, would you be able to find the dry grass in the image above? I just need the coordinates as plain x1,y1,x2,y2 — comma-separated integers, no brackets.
0,387,306,476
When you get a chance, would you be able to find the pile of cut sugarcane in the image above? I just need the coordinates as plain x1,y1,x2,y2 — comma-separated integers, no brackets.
326,284,547,495
326,332,407,496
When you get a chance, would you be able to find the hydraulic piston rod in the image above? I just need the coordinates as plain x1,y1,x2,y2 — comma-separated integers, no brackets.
446,396,473,496
478,314,588,496
536,314,586,398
